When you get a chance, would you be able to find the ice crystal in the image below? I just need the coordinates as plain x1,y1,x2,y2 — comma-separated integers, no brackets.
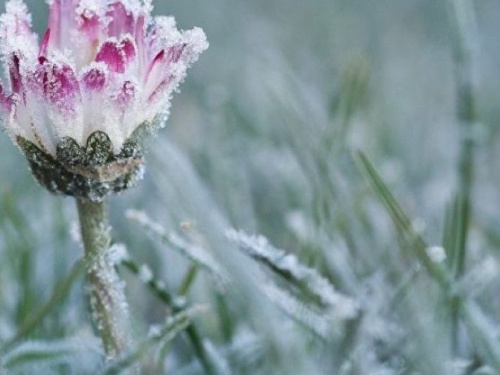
108,243,130,265
138,263,153,283
227,327,266,370
426,246,447,263
226,229,358,320
262,283,334,339
126,209,229,286
147,324,162,339
70,220,82,243
86,238,131,360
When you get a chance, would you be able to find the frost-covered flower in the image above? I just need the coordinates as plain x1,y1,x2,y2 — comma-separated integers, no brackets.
0,0,208,200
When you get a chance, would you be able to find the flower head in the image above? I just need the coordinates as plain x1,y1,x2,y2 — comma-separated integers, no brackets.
0,0,208,200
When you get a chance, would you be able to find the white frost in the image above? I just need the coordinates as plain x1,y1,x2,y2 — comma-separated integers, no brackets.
138,264,153,283
225,229,358,320
426,246,446,263
126,209,229,286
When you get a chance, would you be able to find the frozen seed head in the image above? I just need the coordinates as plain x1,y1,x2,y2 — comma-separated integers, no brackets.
0,0,208,200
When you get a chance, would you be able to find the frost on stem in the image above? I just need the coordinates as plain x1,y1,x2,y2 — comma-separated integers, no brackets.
77,199,131,361
87,254,130,361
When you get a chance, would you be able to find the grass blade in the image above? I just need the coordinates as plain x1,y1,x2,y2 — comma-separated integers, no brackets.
0,260,85,354
355,150,500,372
102,306,206,375
355,151,451,287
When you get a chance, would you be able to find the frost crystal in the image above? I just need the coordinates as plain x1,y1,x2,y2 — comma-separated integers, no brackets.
138,263,153,283
108,243,130,265
147,324,162,339
263,283,334,338
0,0,208,199
426,246,446,263
126,209,229,285
70,220,82,243
86,240,131,360
226,229,358,320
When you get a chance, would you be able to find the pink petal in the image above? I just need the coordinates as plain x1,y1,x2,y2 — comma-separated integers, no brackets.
145,49,164,82
34,60,81,114
143,44,185,97
146,17,176,48
9,52,22,94
95,41,123,73
48,0,80,50
95,37,136,73
165,44,186,64
0,0,39,55
47,0,61,49
135,14,146,62
147,75,174,104
81,65,107,92
0,82,13,115
3,0,35,37
76,1,106,43
121,36,136,61
113,80,135,113
78,12,100,41
144,28,208,101
39,28,50,59
106,2,135,37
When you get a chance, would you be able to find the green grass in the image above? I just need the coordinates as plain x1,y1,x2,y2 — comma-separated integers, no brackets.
1,0,500,374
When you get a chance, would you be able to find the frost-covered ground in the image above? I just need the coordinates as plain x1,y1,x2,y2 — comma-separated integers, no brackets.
2,0,500,374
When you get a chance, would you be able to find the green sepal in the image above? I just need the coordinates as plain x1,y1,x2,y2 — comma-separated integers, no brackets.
17,132,145,201
85,131,114,166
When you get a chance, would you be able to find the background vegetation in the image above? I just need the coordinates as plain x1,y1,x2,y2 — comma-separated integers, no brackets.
1,0,500,374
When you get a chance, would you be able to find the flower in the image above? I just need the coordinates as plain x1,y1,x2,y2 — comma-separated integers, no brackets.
0,0,208,200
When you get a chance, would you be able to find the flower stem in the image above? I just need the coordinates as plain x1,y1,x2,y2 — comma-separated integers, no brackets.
76,198,131,361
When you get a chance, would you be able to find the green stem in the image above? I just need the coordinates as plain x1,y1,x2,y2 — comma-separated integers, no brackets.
121,260,215,375
77,198,132,361
177,265,199,297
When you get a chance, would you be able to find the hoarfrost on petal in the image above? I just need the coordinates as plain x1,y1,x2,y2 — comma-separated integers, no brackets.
81,62,108,92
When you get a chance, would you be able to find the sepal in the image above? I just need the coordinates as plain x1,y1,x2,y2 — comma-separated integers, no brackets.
18,130,145,201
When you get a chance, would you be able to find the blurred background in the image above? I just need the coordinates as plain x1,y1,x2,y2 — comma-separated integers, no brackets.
1,0,500,374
